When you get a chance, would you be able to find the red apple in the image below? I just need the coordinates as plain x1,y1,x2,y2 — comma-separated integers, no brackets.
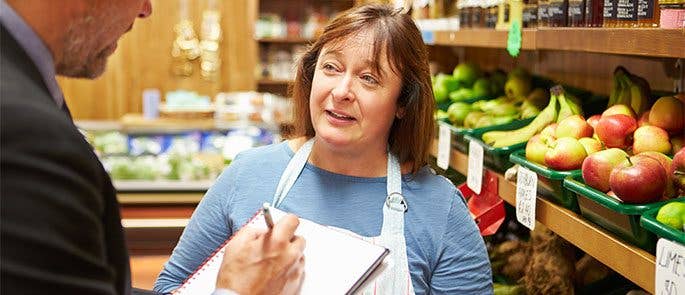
609,156,667,203
587,115,601,129
556,115,594,139
635,151,675,198
603,104,637,119
673,147,685,194
579,137,603,155
637,111,651,127
526,134,554,165
595,114,638,149
649,96,685,135
632,125,672,154
540,123,558,138
582,148,630,192
671,135,684,154
544,137,588,170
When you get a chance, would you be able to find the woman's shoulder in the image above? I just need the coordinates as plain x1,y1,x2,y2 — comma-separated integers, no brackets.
405,166,460,195
233,141,292,164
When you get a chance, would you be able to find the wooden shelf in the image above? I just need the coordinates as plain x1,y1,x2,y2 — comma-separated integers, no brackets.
256,37,314,44
117,192,205,205
433,29,537,50
430,140,656,293
257,78,293,86
431,28,685,58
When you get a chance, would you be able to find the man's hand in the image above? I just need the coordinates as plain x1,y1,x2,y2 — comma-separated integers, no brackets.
216,214,306,295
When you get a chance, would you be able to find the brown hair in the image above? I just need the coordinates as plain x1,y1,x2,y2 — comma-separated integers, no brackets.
289,4,435,173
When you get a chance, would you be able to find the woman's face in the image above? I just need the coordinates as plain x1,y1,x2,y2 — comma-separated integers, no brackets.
309,30,402,153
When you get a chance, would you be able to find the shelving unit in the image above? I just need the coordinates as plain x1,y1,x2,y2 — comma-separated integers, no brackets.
257,37,315,44
430,28,685,58
430,140,657,293
257,78,294,86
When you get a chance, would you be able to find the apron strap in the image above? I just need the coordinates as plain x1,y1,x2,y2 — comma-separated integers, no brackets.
272,138,315,207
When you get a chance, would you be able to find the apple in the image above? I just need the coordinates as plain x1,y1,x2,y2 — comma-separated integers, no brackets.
595,114,638,149
587,115,601,129
635,151,676,198
632,125,672,154
609,155,667,204
526,134,554,165
578,137,603,155
582,148,630,192
544,137,588,170
672,136,685,154
556,115,594,139
637,111,651,127
603,104,637,119
673,147,685,194
540,123,558,138
649,96,685,135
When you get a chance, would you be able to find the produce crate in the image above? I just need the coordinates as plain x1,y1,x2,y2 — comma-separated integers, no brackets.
463,134,525,173
640,199,685,246
563,175,672,253
509,150,581,212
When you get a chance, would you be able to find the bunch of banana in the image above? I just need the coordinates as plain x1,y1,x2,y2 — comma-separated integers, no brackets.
608,66,651,115
482,86,582,148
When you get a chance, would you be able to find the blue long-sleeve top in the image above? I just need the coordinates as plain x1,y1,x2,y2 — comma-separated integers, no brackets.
154,142,492,294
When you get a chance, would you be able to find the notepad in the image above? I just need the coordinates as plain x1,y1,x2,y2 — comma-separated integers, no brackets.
174,207,390,295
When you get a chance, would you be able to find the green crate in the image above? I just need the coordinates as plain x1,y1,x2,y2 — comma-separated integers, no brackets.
463,134,525,173
640,199,685,246
563,175,673,253
509,150,581,212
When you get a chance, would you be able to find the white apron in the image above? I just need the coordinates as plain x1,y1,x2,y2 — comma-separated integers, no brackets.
271,139,415,295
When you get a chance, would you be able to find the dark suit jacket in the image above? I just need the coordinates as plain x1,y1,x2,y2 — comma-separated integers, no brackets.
1,25,131,294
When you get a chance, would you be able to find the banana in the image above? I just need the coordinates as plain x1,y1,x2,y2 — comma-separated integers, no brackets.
627,73,651,115
482,92,558,147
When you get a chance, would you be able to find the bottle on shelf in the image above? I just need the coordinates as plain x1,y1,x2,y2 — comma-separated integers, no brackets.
637,0,660,26
658,0,684,28
548,0,570,26
524,0,540,27
603,0,618,26
616,0,639,27
568,0,587,25
538,0,551,26
585,0,605,26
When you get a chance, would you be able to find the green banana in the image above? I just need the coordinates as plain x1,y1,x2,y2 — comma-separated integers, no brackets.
482,91,558,147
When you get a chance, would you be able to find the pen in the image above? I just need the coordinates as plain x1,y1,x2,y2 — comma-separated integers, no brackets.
263,202,274,229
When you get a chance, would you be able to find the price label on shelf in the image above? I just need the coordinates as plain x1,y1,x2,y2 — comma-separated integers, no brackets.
516,166,537,230
655,238,685,295
437,124,451,170
467,140,484,194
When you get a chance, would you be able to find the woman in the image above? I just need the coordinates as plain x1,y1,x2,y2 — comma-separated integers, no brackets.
154,4,491,294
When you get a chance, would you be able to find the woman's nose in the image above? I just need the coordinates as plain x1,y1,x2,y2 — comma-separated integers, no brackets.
331,75,354,102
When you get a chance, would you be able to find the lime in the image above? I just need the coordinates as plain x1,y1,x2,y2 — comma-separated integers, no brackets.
656,202,685,231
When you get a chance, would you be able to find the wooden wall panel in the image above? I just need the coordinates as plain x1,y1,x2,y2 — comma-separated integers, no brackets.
58,0,257,120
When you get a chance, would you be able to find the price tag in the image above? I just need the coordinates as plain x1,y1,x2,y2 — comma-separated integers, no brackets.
467,140,484,194
437,124,451,170
507,21,522,57
655,238,685,295
516,166,537,230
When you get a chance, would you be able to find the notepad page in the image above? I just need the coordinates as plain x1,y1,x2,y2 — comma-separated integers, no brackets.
174,207,389,295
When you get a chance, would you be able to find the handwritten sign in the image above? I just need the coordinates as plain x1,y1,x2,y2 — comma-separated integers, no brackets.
516,166,537,230
467,140,484,194
656,238,685,295
437,124,451,170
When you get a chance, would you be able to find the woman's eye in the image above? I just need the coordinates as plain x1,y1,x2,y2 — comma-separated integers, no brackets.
361,74,378,85
322,63,338,72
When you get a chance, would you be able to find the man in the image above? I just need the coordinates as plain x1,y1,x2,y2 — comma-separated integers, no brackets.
0,1,305,294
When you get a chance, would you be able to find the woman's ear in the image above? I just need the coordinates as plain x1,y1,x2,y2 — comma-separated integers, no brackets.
396,108,405,119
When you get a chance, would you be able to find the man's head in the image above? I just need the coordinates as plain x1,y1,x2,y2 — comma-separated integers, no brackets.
7,0,152,79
